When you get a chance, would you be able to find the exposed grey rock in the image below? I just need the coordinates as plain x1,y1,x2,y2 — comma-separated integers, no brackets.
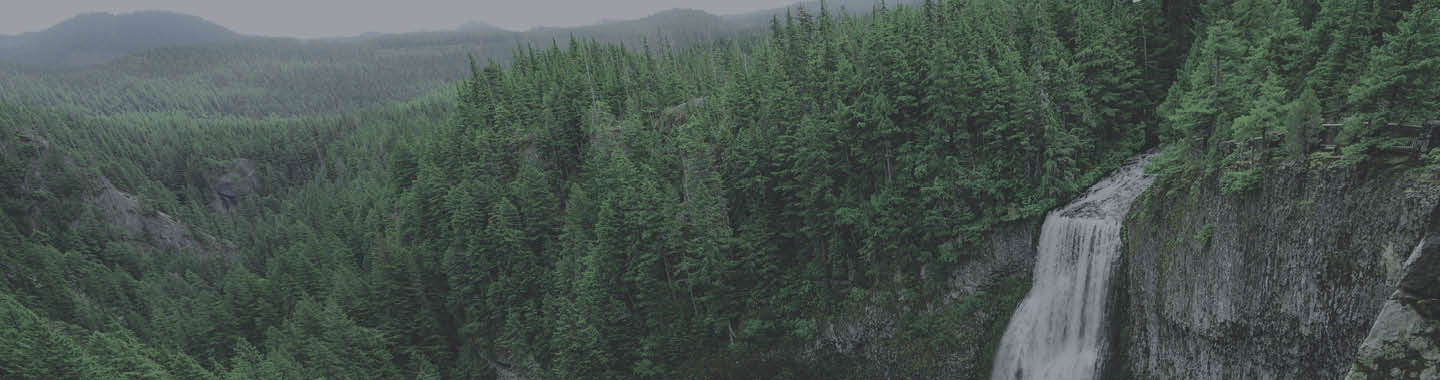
1345,235,1440,380
89,175,226,256
1399,234,1440,300
1120,161,1440,380
11,126,225,257
209,158,259,211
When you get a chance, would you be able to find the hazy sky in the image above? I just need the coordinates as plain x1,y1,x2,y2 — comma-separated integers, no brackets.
0,0,800,38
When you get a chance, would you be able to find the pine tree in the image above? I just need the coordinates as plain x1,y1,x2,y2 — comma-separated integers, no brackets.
1022,5,1089,198
675,125,738,337
1286,86,1323,158
84,331,174,380
1308,0,1379,116
548,250,615,379
223,338,295,380
221,265,275,349
1231,74,1290,144
365,239,446,370
1166,19,1251,151
1347,0,1440,124
413,356,441,380
154,350,218,380
266,297,399,380
1253,5,1313,94
483,199,534,351
0,295,111,380
510,163,561,258
1073,4,1145,152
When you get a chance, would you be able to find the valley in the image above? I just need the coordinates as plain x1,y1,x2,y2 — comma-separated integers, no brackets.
0,0,1436,379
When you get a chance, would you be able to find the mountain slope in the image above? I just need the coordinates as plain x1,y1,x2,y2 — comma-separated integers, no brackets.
456,21,510,34
723,0,921,26
530,8,743,45
0,11,243,70
0,8,757,117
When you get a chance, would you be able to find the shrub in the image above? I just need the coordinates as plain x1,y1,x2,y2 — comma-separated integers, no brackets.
1219,168,1261,194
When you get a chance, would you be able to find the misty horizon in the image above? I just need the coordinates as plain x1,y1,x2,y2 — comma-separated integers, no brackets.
0,0,807,38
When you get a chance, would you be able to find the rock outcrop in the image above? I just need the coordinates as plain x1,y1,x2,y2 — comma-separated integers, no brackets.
9,125,226,257
89,176,222,255
1345,233,1440,380
209,158,259,211
1119,161,1440,379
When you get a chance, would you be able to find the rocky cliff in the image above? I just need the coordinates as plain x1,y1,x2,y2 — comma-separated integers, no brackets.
805,156,1440,380
1346,232,1440,380
1119,160,1440,379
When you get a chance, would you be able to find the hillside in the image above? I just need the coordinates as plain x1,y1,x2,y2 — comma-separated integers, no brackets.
1,0,1437,379
0,4,927,118
0,8,757,118
456,21,510,34
527,8,746,47
723,0,920,25
0,11,243,70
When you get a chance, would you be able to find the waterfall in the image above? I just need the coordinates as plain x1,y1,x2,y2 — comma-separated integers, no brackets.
990,155,1156,380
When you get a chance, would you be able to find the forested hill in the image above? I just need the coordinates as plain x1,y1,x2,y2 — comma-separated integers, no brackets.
722,0,920,25
0,3,928,119
0,8,758,118
2,0,1438,379
0,11,242,70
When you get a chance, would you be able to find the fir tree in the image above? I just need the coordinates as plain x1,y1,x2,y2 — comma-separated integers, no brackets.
1347,0,1440,124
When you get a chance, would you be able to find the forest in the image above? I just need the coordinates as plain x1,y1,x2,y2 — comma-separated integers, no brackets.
1,0,1438,378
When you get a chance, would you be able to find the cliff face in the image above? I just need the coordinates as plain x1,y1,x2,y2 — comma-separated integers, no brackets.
1119,161,1440,379
1346,232,1440,380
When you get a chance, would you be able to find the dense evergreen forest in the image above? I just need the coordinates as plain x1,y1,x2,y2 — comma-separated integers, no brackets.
2,0,1438,378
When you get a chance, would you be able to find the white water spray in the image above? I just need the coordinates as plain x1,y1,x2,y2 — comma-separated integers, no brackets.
990,155,1155,380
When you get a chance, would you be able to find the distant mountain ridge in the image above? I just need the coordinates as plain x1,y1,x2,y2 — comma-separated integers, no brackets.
724,0,922,25
0,2,914,71
0,2,916,115
0,11,243,70
456,21,510,34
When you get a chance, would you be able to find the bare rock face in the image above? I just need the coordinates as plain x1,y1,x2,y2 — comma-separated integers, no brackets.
1120,162,1440,380
88,176,224,256
1345,234,1440,380
209,158,259,211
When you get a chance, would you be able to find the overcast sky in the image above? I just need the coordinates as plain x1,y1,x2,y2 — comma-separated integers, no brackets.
0,0,800,38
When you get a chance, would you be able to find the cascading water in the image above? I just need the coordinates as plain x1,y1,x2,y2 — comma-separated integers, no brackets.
990,155,1155,380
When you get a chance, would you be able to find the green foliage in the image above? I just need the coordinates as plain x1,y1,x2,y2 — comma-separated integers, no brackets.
1219,168,1263,194
1307,0,1381,116
264,296,398,380
891,275,1029,378
1347,0,1440,124
1424,148,1440,168
4,0,1434,377
0,295,111,379
382,1,1166,374
1160,0,1427,175
84,330,175,380
1284,87,1323,159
